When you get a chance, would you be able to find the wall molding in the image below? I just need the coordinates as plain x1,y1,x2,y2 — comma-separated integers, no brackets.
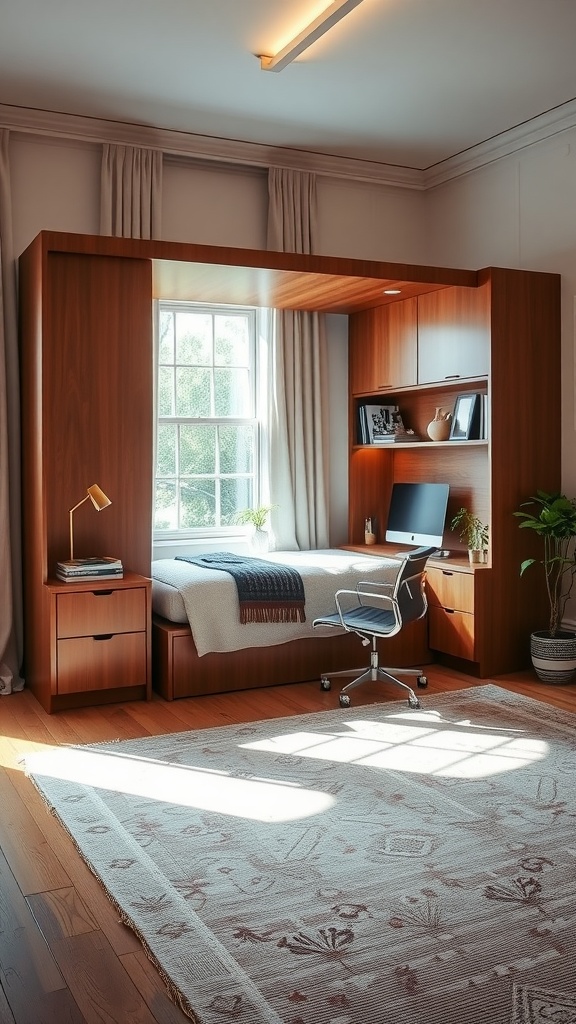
2,98,576,191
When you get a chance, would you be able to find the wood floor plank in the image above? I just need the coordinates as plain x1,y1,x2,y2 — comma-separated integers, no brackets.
120,950,192,1024
0,769,72,895
0,847,66,998
27,887,98,941
48,930,160,1024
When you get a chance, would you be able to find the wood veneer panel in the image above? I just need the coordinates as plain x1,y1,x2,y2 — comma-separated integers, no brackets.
30,230,478,314
43,252,153,579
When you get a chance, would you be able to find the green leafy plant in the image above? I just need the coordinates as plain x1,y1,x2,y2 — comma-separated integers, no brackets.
450,507,489,551
514,490,576,638
234,505,276,529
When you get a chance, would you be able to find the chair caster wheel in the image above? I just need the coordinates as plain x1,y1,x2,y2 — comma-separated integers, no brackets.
417,675,428,688
408,696,421,709
339,693,351,708
320,677,331,691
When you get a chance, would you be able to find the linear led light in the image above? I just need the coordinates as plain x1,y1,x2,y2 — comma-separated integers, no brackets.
260,0,366,73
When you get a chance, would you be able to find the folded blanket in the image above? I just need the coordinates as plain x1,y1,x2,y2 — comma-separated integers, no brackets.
176,553,306,624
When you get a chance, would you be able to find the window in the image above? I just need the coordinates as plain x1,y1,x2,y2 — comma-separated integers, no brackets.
154,302,268,538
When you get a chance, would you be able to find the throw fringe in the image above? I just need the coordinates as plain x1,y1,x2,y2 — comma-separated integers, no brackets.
239,603,306,624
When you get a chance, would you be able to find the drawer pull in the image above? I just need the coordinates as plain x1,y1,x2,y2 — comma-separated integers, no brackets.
445,609,456,615
441,570,454,577
93,590,113,597
93,634,113,641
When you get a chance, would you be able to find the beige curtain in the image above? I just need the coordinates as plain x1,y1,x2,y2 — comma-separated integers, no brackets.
0,129,24,693
100,144,163,238
267,167,329,550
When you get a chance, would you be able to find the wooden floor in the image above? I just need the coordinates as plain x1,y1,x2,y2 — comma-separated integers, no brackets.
1,665,575,1024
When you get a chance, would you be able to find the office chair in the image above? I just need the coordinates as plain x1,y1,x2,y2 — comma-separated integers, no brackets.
312,546,436,709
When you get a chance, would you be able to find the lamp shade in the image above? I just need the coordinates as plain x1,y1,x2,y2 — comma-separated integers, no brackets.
87,484,112,512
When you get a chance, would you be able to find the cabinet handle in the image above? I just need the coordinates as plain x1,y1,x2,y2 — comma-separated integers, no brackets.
377,384,393,390
93,590,113,597
444,375,460,380
441,570,454,577
93,634,113,641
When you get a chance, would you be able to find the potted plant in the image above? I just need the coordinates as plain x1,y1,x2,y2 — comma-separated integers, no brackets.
235,505,276,553
450,507,489,563
514,490,576,683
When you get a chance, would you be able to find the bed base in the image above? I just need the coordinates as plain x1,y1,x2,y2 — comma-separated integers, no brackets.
152,613,431,700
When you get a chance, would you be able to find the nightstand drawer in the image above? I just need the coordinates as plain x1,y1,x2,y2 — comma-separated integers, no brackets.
57,587,147,638
426,567,474,613
57,633,147,693
428,606,475,660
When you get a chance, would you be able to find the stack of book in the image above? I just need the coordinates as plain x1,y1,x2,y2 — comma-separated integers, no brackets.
358,402,406,444
56,556,124,583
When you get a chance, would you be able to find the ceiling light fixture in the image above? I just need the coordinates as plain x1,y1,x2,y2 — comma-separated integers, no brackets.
260,0,366,73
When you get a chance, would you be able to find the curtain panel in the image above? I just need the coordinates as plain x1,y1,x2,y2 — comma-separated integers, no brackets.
100,144,163,239
266,167,329,551
0,129,24,693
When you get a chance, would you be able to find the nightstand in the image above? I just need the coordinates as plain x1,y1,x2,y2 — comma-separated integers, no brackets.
41,571,152,712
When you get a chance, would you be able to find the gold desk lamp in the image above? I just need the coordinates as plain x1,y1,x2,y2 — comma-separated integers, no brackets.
68,484,111,562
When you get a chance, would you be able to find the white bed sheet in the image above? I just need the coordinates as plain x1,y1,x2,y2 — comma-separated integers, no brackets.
151,549,401,657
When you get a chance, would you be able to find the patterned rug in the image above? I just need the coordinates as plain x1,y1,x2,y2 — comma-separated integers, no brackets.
24,685,576,1024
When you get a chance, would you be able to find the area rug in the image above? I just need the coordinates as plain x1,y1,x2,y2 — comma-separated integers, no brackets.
24,685,576,1024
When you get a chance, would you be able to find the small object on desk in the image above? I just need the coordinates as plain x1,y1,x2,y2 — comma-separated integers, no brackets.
364,518,376,544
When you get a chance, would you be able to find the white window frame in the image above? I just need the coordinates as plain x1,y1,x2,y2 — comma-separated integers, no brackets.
153,300,270,546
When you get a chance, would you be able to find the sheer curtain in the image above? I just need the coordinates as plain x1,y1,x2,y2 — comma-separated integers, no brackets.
100,144,163,239
0,129,24,693
267,167,329,550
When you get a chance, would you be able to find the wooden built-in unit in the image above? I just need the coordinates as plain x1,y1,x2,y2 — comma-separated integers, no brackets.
19,232,560,709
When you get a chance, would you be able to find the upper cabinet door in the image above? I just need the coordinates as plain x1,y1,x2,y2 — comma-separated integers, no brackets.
417,285,490,384
349,298,417,395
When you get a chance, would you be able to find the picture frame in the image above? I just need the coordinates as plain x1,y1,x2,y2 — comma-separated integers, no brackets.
449,393,481,440
363,404,404,444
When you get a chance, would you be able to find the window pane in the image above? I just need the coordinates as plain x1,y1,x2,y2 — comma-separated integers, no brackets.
156,423,177,475
176,312,212,365
219,425,254,475
181,480,215,528
176,367,212,416
180,424,215,476
159,311,174,363
215,314,250,366
158,366,174,417
214,367,251,416
154,480,177,530
220,477,254,525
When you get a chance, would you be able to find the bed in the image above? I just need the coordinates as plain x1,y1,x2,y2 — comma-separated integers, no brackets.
151,549,431,699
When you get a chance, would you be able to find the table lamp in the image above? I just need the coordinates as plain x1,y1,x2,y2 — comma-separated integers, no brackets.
68,484,111,561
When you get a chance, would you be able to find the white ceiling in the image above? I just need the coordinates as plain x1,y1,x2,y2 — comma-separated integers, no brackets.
2,0,576,171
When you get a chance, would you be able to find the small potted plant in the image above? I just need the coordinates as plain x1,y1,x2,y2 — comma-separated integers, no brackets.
235,505,277,553
514,490,576,683
450,507,489,563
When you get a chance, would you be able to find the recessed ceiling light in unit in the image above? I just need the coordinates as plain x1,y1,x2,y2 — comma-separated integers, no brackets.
384,289,402,295
260,0,366,73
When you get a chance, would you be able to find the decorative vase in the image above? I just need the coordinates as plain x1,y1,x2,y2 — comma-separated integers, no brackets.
250,527,270,554
530,630,576,684
427,407,452,442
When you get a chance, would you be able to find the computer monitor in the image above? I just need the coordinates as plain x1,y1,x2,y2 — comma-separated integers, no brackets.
385,482,450,549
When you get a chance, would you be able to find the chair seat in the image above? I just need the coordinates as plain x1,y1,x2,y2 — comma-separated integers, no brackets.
314,605,397,635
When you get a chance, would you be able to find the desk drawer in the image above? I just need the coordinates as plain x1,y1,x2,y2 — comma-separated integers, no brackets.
428,606,475,660
57,587,147,638
426,567,474,613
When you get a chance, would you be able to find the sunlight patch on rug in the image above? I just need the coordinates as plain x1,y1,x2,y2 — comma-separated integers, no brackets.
24,684,576,1024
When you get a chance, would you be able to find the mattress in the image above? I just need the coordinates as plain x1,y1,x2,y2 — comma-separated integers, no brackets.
151,549,401,657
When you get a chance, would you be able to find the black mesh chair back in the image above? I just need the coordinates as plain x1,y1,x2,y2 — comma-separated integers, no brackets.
312,546,437,708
